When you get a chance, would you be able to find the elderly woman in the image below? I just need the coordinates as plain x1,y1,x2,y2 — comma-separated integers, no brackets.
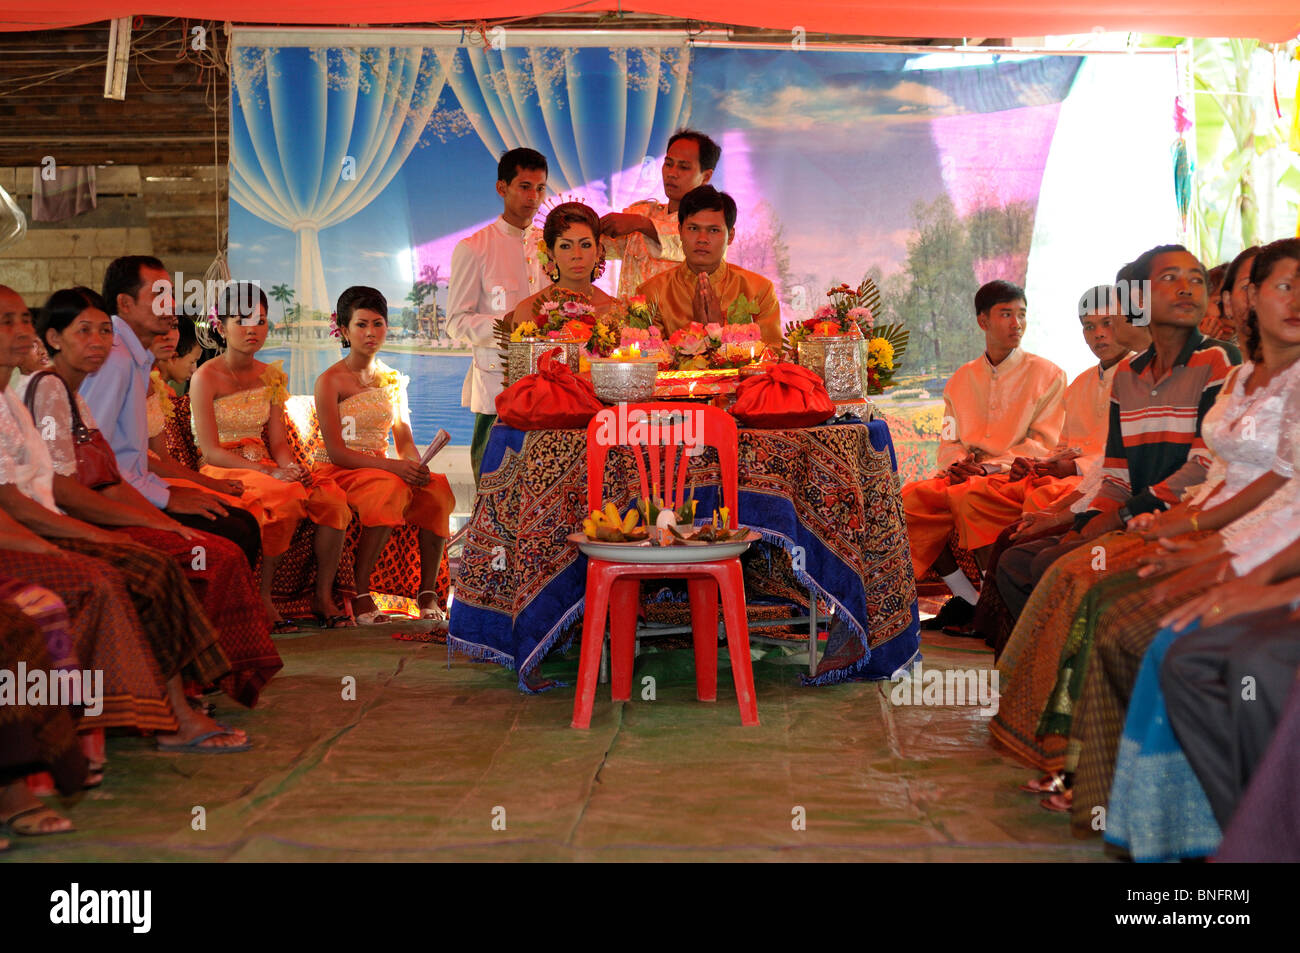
0,283,253,755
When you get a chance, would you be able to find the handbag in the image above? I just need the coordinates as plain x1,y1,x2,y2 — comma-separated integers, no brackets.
25,370,122,490
495,347,604,430
729,362,836,429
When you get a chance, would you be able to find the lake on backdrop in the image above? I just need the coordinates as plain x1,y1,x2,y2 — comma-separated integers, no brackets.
263,348,475,446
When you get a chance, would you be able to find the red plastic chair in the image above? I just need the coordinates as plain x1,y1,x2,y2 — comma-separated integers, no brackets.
572,404,758,728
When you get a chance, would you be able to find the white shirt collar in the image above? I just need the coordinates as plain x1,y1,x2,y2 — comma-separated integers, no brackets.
493,216,532,240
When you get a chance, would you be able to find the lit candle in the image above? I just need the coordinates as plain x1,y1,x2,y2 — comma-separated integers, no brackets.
630,343,641,359
688,380,697,395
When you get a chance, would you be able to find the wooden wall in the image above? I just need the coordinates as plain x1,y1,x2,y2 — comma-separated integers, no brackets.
0,163,226,304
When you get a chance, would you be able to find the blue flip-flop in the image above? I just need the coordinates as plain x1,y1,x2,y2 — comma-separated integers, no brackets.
156,729,252,754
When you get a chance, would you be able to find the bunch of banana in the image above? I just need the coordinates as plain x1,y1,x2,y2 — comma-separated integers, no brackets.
582,501,648,542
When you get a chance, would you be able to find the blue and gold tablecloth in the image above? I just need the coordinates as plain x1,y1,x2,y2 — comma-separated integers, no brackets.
449,418,920,692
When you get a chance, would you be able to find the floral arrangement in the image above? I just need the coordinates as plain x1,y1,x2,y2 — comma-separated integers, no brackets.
783,278,909,394
532,288,597,338
615,324,666,357
588,296,667,361
785,281,876,348
664,321,766,371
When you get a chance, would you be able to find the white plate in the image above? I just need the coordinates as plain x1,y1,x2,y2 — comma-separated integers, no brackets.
567,529,759,563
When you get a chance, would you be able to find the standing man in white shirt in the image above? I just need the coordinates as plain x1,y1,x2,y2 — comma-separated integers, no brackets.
901,279,1067,629
447,148,548,486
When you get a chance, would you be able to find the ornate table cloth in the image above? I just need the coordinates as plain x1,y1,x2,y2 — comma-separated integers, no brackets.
449,418,920,692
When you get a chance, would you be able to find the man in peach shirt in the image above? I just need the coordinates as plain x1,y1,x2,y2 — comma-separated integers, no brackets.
635,185,782,348
601,129,722,298
902,280,1066,629
945,286,1149,556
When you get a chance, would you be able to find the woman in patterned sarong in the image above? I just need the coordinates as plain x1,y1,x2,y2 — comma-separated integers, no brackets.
0,579,87,841
0,284,250,752
314,286,454,627
29,288,281,706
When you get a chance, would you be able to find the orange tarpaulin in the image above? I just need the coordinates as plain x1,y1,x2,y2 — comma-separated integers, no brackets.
0,1,1297,40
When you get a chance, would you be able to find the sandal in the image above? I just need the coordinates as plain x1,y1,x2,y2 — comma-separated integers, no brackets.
156,729,252,754
2,804,75,836
1040,791,1073,813
417,591,449,629
312,612,356,629
353,595,389,626
1020,771,1067,795
271,618,302,635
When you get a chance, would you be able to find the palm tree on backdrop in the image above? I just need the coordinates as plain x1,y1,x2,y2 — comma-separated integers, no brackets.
269,283,295,340
406,263,447,342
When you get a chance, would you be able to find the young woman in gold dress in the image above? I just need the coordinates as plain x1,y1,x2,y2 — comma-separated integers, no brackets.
314,286,454,628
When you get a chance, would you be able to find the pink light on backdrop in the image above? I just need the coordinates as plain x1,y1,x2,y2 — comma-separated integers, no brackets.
717,129,761,234
412,159,672,300
930,103,1064,217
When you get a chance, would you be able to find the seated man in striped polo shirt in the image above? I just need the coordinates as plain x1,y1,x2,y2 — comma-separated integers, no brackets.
994,244,1242,620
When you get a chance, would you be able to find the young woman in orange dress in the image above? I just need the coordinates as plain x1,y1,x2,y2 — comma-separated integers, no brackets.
314,286,454,628
189,282,352,630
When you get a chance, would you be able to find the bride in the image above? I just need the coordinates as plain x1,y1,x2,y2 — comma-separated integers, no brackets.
509,202,616,328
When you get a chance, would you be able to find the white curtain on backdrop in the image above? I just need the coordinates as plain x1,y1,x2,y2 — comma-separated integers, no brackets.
444,46,691,214
230,45,450,392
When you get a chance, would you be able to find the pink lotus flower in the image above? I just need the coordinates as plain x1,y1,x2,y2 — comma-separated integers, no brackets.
704,322,724,340
669,324,709,356
720,322,761,344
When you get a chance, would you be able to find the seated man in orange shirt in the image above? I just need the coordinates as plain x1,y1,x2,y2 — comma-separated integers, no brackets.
903,280,1066,629
636,185,782,348
945,285,1150,563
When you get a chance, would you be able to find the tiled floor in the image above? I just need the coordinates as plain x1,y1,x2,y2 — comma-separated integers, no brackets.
2,624,1105,862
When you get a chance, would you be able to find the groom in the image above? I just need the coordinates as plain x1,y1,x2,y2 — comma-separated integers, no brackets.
635,185,782,347
447,148,548,486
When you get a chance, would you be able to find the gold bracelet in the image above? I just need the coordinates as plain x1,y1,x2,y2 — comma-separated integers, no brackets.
1190,513,1200,533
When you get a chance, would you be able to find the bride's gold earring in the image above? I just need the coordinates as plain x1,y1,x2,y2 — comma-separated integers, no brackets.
591,251,607,281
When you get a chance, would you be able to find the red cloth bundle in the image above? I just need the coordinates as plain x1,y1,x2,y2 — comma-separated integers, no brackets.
729,362,835,429
495,348,604,430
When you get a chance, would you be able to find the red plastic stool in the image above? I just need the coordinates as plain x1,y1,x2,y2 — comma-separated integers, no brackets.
571,558,759,729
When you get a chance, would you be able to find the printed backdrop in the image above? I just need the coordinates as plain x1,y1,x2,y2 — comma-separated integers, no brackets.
228,35,1179,478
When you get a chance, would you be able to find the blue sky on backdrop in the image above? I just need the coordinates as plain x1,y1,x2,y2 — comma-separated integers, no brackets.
229,46,1080,321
